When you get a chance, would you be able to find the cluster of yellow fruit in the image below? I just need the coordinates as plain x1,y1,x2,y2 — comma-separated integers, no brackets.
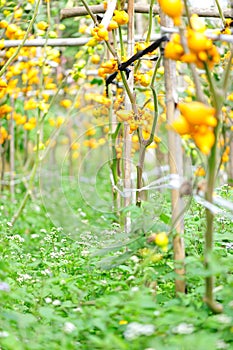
0,126,8,144
112,10,129,26
165,15,220,68
91,24,109,42
0,103,12,117
115,108,161,150
90,9,128,45
48,116,65,129
171,101,217,155
98,59,118,79
23,117,37,131
158,0,220,69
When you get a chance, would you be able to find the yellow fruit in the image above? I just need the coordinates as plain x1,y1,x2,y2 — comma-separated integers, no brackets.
116,110,133,122
37,21,49,31
190,14,206,32
108,20,118,31
91,54,100,64
171,115,192,135
187,30,212,53
193,130,215,155
178,102,215,126
158,0,183,25
140,74,151,87
113,10,129,25
165,41,184,61
155,232,169,247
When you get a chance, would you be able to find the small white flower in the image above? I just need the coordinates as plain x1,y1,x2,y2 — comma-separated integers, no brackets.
100,280,107,285
215,314,232,325
73,307,82,313
153,310,160,317
64,322,76,334
130,255,140,263
216,340,229,349
40,229,47,233
131,286,139,292
0,282,10,292
7,222,12,227
16,273,32,282
45,297,52,304
141,324,155,336
127,276,135,281
124,322,155,340
31,234,39,239
81,250,89,257
10,234,24,242
172,323,194,334
0,331,9,338
41,269,53,276
53,299,61,306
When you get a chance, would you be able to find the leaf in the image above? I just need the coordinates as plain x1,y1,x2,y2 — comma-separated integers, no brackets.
38,306,55,320
97,250,135,270
90,78,103,86
160,213,170,224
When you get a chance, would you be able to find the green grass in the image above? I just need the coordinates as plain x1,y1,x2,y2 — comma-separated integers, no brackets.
0,184,233,350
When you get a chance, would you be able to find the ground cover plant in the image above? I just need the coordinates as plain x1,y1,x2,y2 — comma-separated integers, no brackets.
0,0,233,349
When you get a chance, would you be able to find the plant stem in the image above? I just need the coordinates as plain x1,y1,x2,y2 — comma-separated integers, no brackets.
222,48,233,96
204,62,220,110
203,63,223,313
146,0,155,43
11,132,40,226
204,128,223,313
183,0,192,27
118,26,125,58
214,0,225,25
136,145,146,207
80,0,98,25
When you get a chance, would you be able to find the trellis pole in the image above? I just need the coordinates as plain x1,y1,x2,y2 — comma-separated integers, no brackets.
60,4,233,19
160,13,185,294
9,98,15,199
123,0,134,233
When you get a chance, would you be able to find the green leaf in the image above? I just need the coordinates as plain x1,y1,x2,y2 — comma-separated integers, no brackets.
90,78,103,86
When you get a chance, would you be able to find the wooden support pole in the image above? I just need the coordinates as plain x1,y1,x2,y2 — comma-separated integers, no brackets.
160,14,186,294
0,32,232,50
123,0,134,233
60,4,233,20
9,98,15,200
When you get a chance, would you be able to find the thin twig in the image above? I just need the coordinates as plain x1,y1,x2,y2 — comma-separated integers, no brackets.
214,0,225,25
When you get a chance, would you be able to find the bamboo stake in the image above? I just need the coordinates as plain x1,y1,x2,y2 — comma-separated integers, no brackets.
123,0,134,233
1,31,233,49
60,4,233,19
229,139,233,186
160,14,186,294
0,123,5,192
9,98,15,200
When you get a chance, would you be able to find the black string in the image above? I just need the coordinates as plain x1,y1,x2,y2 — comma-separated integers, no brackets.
105,35,169,96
